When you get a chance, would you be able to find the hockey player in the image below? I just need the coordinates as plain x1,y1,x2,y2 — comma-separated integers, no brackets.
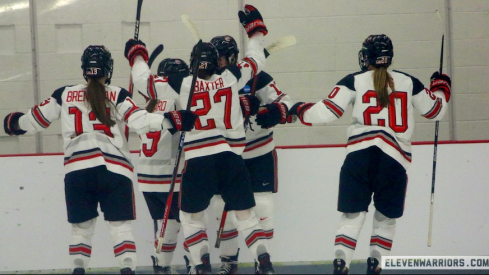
3,45,197,274
127,5,275,274
288,34,451,274
136,58,191,274
210,34,293,274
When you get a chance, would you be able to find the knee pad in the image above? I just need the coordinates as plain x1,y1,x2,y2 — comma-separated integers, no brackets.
253,192,274,219
72,218,96,237
340,212,367,228
373,210,396,229
107,220,133,239
180,211,208,229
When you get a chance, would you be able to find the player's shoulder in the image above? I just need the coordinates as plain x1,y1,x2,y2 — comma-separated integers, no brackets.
392,70,425,95
52,84,81,105
336,70,367,91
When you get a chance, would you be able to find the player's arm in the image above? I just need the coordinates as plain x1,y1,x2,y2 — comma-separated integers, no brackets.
413,72,450,120
254,73,294,128
289,75,355,126
115,88,195,135
4,88,63,135
125,39,180,101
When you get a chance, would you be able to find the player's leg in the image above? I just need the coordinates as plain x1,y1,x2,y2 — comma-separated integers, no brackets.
65,169,100,274
368,151,407,274
179,156,217,274
213,195,239,274
98,167,137,273
143,191,181,274
334,149,375,274
219,152,274,274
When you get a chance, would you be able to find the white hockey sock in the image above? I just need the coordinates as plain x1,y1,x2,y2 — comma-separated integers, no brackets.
370,210,396,262
70,218,96,270
234,209,269,262
334,212,366,268
107,220,137,270
213,195,239,258
180,210,209,266
155,219,181,267
254,192,275,249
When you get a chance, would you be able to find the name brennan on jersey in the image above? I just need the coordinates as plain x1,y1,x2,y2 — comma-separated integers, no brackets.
194,78,224,92
66,90,118,102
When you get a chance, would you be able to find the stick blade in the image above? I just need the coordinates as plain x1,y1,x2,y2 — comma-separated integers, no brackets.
181,13,201,42
265,35,297,55
156,237,164,253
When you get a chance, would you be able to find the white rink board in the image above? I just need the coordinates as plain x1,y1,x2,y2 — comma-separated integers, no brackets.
1,143,489,271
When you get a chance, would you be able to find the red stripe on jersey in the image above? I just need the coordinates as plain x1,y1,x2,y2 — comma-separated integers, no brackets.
64,152,104,165
423,98,442,119
244,137,273,152
184,140,245,152
347,134,412,163
124,105,141,122
243,57,258,75
322,99,344,118
32,106,50,128
105,158,134,172
148,75,157,99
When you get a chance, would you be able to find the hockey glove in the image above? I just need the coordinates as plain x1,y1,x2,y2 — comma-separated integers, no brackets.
430,71,451,102
288,102,314,126
4,112,27,136
238,5,268,37
124,39,149,66
239,94,260,119
255,102,289,129
164,110,197,134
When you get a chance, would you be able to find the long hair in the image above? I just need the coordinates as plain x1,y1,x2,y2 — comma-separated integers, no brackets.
146,99,158,113
372,66,395,108
85,78,115,127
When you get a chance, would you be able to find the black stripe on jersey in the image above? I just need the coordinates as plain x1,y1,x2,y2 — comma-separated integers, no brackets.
227,65,242,81
239,71,273,94
116,88,132,105
336,74,356,91
393,70,425,96
52,86,68,105
168,74,186,94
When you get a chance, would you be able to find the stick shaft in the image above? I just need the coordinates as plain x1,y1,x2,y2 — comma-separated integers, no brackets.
157,40,203,253
427,35,444,247
215,210,228,248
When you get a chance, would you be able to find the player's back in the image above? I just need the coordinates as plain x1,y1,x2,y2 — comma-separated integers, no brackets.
178,71,246,160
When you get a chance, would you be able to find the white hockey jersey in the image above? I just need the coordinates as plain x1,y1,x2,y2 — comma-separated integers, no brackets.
241,71,293,159
301,70,448,169
137,97,184,192
132,34,266,160
17,84,166,180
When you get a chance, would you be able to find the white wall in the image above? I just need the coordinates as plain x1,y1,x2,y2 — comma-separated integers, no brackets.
1,0,489,155
1,142,489,272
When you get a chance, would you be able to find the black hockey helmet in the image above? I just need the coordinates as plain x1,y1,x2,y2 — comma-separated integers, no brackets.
210,35,239,66
81,45,114,84
190,42,219,75
157,58,190,77
358,34,394,71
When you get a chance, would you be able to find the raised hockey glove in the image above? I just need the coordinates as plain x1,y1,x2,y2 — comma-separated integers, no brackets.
238,4,268,37
239,94,260,118
430,71,451,102
164,110,197,134
124,39,149,66
255,102,289,129
4,112,27,136
288,102,314,126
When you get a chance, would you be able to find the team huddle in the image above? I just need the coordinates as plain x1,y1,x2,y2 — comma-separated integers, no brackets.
3,4,451,275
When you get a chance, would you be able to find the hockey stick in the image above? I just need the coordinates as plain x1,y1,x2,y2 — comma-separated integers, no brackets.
181,14,202,43
215,209,228,248
148,44,164,68
129,0,144,95
427,34,444,247
156,39,203,253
